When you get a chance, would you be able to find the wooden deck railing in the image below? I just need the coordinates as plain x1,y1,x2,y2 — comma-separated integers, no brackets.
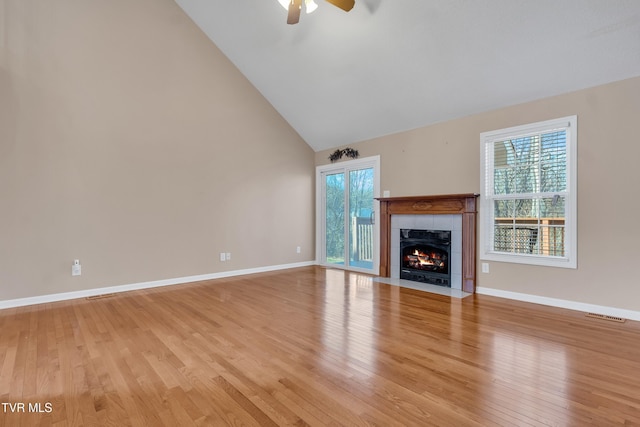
351,216,374,262
494,217,565,256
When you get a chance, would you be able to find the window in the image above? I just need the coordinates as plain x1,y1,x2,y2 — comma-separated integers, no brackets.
480,116,577,268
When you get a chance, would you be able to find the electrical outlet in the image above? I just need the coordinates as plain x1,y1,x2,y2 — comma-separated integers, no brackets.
225,252,231,261
296,246,301,254
72,260,82,276
482,262,490,273
220,252,226,262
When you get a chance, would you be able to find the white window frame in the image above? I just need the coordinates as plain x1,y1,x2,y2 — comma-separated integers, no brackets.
479,116,577,268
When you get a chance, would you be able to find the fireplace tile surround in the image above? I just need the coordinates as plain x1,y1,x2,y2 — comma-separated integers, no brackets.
377,194,479,293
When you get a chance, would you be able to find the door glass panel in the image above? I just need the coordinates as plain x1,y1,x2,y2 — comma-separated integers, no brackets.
348,168,374,270
325,172,345,266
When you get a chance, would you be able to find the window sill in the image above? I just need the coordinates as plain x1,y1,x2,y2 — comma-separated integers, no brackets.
480,251,577,269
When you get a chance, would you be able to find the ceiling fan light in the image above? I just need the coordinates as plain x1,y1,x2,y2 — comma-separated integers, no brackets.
305,0,318,14
277,0,290,10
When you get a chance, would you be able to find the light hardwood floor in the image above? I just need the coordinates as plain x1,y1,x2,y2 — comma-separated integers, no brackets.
1,266,639,426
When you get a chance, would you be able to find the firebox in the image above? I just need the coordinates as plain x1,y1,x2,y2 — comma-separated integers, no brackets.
400,229,451,287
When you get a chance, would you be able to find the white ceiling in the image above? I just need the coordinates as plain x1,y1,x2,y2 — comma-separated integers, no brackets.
175,0,640,152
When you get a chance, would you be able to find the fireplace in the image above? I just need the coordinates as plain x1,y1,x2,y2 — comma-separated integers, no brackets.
400,229,452,286
376,194,478,293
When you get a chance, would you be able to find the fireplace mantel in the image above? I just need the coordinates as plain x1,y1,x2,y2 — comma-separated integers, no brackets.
376,193,479,293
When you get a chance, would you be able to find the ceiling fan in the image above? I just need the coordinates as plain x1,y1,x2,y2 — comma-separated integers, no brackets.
277,0,355,25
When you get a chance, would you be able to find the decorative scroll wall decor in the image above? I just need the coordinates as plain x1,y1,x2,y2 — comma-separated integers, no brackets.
329,147,359,163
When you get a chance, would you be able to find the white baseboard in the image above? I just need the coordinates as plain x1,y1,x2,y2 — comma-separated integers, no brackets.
0,261,316,310
476,286,640,322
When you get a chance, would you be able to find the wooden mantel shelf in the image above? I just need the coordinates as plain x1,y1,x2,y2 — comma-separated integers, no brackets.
376,193,479,293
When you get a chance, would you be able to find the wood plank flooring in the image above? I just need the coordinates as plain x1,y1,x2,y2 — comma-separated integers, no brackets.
1,266,639,426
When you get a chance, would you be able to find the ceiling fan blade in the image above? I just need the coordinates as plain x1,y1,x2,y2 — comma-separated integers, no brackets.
325,0,355,12
287,0,302,24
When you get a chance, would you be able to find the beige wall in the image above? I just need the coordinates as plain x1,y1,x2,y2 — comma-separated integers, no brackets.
0,0,315,301
317,76,640,312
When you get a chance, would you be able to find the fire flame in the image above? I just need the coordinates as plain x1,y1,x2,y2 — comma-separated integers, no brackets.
404,249,445,269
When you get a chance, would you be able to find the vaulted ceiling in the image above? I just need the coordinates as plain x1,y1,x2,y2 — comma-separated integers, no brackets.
175,0,640,151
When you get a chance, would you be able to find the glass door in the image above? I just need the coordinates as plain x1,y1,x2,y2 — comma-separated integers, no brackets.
317,156,379,274
348,167,375,270
324,171,345,266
